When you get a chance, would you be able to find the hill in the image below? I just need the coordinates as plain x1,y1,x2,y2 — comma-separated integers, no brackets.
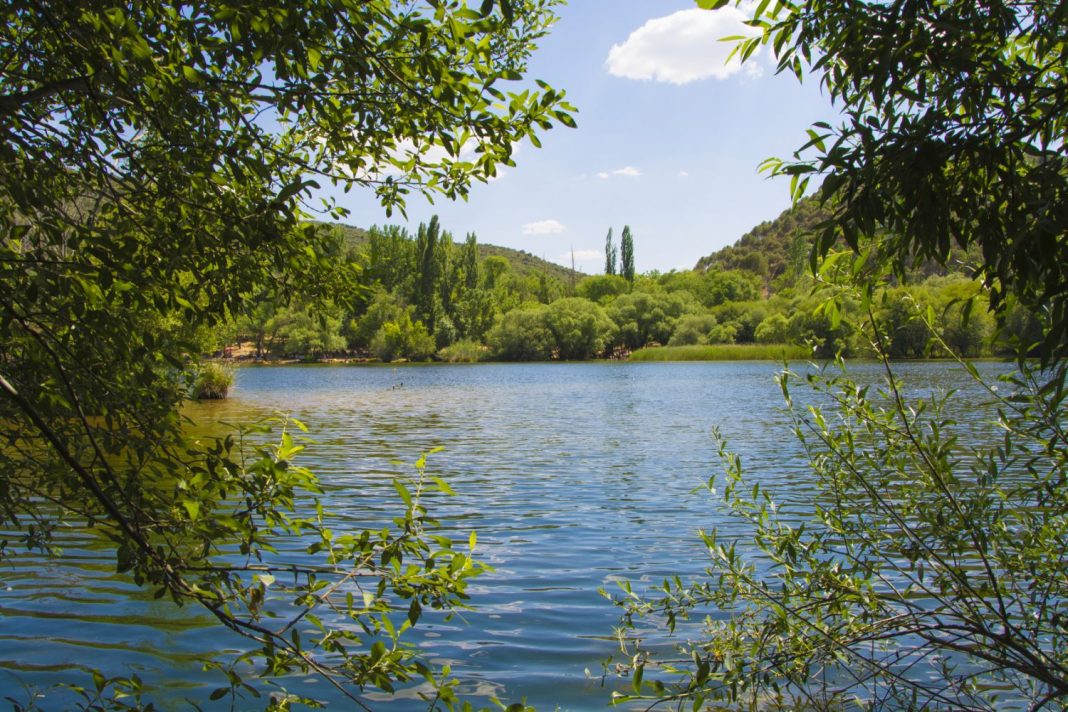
324,221,580,284
695,195,983,286
694,195,830,281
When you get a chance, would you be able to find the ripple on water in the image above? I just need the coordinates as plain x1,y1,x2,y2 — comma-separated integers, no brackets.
3,361,1015,709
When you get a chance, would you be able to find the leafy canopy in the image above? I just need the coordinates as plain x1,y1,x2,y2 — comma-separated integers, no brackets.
0,0,572,706
717,0,1068,355
609,1,1068,709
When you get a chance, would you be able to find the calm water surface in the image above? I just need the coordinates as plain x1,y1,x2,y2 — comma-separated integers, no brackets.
0,361,1011,709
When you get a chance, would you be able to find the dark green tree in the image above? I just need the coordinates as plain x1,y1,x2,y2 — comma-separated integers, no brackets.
738,0,1068,356
613,1,1068,709
461,232,481,292
605,227,617,275
0,0,572,705
365,224,416,294
620,224,635,282
414,216,442,334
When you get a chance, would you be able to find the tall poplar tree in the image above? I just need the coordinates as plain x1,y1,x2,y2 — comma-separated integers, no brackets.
415,215,442,333
605,227,617,275
462,232,481,292
621,225,635,282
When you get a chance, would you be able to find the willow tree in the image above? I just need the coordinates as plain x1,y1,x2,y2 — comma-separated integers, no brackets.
0,0,572,706
612,1,1068,709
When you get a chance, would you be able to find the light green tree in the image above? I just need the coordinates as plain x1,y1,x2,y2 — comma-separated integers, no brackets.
609,291,697,349
544,297,616,359
667,313,720,346
577,274,630,304
487,305,556,360
370,313,436,362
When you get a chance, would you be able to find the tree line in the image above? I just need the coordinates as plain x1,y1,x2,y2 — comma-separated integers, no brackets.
218,213,1038,363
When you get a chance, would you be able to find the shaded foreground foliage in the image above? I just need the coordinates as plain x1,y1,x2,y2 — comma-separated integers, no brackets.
612,341,1068,710
0,0,572,707
608,0,1068,709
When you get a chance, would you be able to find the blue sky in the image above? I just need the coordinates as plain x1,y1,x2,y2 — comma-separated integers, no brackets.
322,1,840,274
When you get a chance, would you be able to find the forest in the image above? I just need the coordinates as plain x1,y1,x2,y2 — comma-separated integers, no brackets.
217,198,1041,365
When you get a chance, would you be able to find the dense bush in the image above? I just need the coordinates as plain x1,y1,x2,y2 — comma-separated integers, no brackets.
487,307,555,360
370,314,436,362
609,291,697,349
192,362,234,400
544,298,616,360
668,314,721,346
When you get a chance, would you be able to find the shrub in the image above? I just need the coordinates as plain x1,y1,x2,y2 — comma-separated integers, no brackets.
544,297,616,359
487,306,555,360
437,340,488,363
629,344,810,361
192,362,234,400
370,315,435,362
668,314,720,346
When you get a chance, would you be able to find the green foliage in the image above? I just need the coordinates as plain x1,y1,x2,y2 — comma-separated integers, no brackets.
609,291,697,349
742,0,1068,358
695,195,831,283
0,0,572,704
874,287,932,358
370,313,436,362
544,297,616,360
667,314,720,347
414,216,443,334
753,312,790,345
487,306,555,361
577,274,631,304
348,289,409,350
605,227,617,276
437,340,489,363
620,225,635,283
192,362,234,400
363,224,416,295
662,268,761,308
271,305,347,358
628,343,809,361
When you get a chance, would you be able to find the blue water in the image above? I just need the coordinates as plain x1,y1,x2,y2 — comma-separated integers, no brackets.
0,361,1011,709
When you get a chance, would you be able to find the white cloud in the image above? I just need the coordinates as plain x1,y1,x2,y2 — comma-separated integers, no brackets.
522,219,566,236
560,249,601,263
678,170,690,178
598,166,643,179
605,7,762,85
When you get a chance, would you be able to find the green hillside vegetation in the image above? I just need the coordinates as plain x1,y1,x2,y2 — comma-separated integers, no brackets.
695,194,829,284
695,192,988,292
323,221,579,285
214,204,1034,364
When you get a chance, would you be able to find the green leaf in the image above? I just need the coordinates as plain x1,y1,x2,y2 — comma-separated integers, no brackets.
181,498,200,521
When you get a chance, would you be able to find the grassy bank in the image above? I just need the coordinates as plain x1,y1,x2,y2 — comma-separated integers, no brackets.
629,344,811,362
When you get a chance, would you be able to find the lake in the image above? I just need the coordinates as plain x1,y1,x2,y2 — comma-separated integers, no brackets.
0,361,1011,709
